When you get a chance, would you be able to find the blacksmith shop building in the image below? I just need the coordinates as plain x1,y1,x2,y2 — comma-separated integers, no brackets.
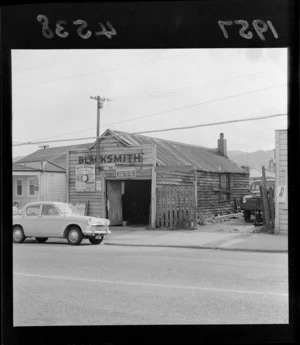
16,130,249,228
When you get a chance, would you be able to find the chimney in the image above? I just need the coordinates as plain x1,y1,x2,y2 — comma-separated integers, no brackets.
218,133,227,157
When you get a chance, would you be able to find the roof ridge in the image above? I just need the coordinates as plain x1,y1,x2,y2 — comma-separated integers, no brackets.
109,129,215,151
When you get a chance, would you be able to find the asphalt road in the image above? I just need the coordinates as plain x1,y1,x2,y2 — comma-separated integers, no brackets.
13,239,289,326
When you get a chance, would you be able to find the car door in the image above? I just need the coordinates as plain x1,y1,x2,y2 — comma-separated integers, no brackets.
39,204,61,237
22,204,41,236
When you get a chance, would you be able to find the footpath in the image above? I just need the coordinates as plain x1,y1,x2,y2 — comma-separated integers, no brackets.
105,218,287,253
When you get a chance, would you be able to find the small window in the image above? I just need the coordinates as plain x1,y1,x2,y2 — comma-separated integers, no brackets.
42,205,59,216
16,179,23,196
219,174,230,202
26,205,40,216
28,178,36,196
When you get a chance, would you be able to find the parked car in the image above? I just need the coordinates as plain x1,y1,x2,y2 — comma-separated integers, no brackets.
240,179,275,222
13,202,111,245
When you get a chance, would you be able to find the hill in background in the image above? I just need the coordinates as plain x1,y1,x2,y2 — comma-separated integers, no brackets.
228,150,275,170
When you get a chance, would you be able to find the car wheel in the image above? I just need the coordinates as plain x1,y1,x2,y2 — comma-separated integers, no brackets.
36,237,48,243
13,226,25,243
243,210,251,222
67,227,83,245
89,236,104,245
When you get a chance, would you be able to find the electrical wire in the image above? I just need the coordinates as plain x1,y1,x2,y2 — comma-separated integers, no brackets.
14,83,286,144
13,113,287,147
133,113,287,134
103,83,287,127
13,52,202,89
113,68,286,101
18,70,286,143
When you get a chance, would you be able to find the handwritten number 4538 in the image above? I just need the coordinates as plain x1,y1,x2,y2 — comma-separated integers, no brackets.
218,20,278,41
37,15,117,39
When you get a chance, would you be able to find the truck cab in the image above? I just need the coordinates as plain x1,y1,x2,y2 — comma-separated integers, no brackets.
241,179,275,222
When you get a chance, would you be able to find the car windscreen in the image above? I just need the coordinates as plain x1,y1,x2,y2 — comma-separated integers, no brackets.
57,204,82,215
250,180,275,192
250,182,261,192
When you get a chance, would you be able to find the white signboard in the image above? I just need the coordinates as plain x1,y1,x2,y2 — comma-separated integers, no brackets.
116,167,136,178
277,185,287,203
75,165,95,192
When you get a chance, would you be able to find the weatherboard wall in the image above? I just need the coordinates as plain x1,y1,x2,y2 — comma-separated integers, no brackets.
196,171,249,218
275,130,288,233
68,141,155,218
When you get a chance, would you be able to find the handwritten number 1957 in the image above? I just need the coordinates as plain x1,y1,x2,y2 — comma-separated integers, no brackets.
218,20,278,41
37,15,117,39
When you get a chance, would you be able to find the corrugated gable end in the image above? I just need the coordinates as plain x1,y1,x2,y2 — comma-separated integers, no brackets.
42,161,66,172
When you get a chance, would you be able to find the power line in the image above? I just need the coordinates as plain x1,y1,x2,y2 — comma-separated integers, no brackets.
13,136,97,147
18,74,286,144
103,83,287,127
12,113,287,147
13,83,286,145
113,68,286,101
134,113,286,135
14,52,200,88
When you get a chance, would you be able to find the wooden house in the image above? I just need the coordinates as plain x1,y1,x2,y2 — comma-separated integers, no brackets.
67,130,249,228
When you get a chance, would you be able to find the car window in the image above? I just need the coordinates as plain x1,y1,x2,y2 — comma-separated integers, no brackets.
57,203,81,215
26,205,40,216
41,205,59,216
250,183,260,191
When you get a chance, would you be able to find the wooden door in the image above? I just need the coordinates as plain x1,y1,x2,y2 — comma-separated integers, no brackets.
107,181,122,225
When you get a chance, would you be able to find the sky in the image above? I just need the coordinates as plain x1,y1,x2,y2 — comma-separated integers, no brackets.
12,48,287,158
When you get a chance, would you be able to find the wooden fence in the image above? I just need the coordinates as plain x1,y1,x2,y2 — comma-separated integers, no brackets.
156,185,196,229
259,166,275,231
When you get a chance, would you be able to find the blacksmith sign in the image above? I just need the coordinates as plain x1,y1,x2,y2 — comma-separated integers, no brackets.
78,153,143,165
75,165,95,191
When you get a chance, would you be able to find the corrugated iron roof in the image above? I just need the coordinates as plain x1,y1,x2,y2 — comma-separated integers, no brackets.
16,143,91,169
108,130,247,173
13,160,65,173
16,130,247,174
13,163,37,171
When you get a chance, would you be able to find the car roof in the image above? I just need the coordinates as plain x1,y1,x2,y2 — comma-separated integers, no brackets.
24,201,68,207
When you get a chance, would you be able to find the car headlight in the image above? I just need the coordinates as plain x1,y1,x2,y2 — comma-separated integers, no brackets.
242,198,246,203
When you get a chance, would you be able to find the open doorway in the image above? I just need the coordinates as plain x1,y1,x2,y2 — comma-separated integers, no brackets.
122,180,151,226
106,180,152,226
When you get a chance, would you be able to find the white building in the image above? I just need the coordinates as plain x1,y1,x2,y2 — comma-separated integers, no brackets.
275,129,288,234
13,161,66,208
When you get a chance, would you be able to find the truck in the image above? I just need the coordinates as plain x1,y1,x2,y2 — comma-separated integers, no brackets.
240,179,275,223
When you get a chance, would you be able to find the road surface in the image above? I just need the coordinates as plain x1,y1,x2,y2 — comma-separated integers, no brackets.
13,239,288,326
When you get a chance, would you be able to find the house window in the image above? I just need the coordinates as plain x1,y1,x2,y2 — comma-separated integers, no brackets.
16,179,23,196
220,174,230,202
28,178,36,196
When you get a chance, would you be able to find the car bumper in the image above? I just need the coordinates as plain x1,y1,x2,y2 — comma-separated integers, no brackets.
82,226,111,236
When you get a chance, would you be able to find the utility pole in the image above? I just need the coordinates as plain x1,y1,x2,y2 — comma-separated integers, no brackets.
90,96,111,174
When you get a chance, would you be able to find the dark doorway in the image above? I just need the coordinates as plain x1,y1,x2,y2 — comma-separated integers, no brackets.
122,180,151,226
